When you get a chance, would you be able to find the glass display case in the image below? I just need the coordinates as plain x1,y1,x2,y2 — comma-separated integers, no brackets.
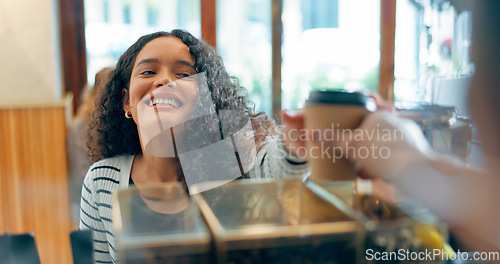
308,179,451,264
112,179,451,263
113,183,212,263
192,178,360,263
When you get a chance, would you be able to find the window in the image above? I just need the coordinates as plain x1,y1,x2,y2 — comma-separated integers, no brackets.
102,0,109,23
393,0,479,165
216,0,378,113
84,0,382,113
84,0,201,85
301,0,338,30
394,0,474,104
393,0,420,103
216,0,272,114
282,0,380,109
146,1,159,27
123,1,131,24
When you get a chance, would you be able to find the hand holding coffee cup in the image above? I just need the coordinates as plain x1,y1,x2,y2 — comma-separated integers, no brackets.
304,90,377,181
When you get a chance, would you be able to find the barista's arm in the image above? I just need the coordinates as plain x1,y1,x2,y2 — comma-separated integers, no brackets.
332,111,500,251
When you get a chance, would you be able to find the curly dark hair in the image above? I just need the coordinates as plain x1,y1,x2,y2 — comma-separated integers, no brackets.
87,29,277,162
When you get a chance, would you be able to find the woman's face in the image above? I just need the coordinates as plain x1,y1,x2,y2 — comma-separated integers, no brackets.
124,36,200,155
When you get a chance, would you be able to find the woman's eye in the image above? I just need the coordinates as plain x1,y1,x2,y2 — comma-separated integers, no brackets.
177,73,192,78
140,70,155,75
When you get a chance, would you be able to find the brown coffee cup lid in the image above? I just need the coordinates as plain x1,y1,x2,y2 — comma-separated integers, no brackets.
306,90,376,111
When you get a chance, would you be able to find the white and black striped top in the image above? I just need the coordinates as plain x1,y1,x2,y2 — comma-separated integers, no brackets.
79,135,309,264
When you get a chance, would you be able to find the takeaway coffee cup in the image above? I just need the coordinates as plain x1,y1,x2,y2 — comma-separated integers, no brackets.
304,90,376,181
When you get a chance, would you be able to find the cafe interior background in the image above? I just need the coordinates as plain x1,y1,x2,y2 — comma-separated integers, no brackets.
0,0,478,263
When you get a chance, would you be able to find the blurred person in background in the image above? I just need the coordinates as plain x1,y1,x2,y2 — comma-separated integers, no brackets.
67,67,113,225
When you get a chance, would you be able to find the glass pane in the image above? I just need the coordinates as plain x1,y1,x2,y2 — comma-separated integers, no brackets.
84,0,201,85
216,0,272,114
394,0,420,103
394,1,479,166
282,0,380,110
394,0,474,104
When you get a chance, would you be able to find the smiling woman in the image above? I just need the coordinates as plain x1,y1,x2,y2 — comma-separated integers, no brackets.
80,29,310,263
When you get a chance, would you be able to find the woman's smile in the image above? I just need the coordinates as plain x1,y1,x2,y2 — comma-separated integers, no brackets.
145,93,184,109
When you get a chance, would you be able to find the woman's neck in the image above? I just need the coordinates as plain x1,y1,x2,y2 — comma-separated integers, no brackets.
131,153,179,185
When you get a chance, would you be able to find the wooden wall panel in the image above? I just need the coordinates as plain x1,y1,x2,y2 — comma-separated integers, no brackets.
0,106,72,264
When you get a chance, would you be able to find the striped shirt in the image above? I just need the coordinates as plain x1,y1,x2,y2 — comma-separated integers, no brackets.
79,135,309,263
